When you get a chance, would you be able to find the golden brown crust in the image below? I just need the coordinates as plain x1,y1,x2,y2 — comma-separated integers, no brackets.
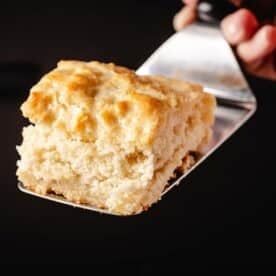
21,60,215,146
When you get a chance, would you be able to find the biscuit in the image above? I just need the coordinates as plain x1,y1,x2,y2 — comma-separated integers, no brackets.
16,60,216,215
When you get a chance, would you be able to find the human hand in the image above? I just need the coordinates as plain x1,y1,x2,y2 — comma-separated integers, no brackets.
173,0,276,80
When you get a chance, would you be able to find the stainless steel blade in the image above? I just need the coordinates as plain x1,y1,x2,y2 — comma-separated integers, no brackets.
137,23,256,195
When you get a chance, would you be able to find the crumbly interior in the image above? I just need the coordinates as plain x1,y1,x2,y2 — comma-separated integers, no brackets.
16,60,215,215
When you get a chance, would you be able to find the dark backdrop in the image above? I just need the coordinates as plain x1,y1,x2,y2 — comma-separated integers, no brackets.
0,0,275,269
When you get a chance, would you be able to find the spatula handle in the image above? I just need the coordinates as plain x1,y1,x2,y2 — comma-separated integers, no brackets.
197,0,275,24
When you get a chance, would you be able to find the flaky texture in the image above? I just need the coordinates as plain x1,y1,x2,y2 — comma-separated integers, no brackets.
17,60,216,215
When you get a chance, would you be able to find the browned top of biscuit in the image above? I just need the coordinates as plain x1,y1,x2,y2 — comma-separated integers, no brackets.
21,60,215,146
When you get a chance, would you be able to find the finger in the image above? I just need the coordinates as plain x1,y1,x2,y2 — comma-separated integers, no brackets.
221,8,259,45
173,5,197,31
244,53,276,80
237,25,276,63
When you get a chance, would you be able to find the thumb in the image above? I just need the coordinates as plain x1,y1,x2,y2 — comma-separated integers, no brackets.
173,5,197,31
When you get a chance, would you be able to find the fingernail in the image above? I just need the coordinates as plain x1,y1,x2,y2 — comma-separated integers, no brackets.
173,12,183,31
226,20,242,39
221,17,244,44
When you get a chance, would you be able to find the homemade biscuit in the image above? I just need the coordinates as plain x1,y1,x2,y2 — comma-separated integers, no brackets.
17,60,216,215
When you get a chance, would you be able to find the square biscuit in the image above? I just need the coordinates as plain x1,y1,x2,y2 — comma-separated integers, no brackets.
17,60,216,215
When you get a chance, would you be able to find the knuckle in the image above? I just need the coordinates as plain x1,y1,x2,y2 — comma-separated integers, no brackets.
237,8,253,18
259,25,276,47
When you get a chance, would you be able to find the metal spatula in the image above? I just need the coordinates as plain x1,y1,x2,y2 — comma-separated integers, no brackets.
137,21,257,196
19,0,267,214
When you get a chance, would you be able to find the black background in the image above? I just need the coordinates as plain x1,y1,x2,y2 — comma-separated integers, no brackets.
1,0,275,269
